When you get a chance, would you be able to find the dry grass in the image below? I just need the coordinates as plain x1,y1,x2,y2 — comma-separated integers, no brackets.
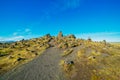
69,42,120,80
59,60,76,78
59,40,120,80
61,48,73,57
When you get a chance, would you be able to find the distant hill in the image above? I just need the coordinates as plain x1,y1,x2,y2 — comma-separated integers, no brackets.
0,41,15,43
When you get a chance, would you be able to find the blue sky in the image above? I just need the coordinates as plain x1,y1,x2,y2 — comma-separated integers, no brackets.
0,0,120,42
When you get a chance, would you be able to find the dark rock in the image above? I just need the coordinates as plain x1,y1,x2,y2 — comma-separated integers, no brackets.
93,56,96,59
17,57,25,61
65,61,74,65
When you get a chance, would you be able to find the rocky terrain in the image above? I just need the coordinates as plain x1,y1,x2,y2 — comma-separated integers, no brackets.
0,32,120,80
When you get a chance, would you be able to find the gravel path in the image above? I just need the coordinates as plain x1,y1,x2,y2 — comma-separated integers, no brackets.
0,47,66,80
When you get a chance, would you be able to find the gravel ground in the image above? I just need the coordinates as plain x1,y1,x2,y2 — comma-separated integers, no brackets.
0,47,66,80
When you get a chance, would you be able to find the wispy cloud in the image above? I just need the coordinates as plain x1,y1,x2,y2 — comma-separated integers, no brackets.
12,28,32,36
75,32,120,42
0,36,24,41
7,36,24,41
41,0,82,18
0,28,41,41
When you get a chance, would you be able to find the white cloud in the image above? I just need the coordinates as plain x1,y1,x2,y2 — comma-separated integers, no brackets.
0,36,24,41
0,27,40,41
12,28,32,36
0,28,36,41
8,36,24,41
75,32,120,42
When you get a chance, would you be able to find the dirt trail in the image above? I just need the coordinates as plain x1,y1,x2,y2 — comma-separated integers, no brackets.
0,47,66,80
